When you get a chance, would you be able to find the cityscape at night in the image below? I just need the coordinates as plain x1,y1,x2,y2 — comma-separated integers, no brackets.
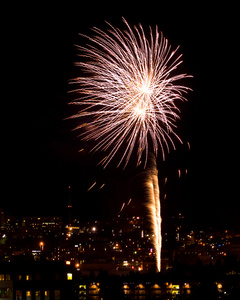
2,2,239,300
0,206,240,299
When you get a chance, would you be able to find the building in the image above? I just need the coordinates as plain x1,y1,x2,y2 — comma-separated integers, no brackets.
21,217,63,238
0,261,75,300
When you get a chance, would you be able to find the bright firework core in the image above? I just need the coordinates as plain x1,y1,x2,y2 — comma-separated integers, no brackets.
134,105,145,117
133,82,152,121
139,82,152,94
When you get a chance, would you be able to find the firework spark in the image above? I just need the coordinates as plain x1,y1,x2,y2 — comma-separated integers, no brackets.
70,18,191,168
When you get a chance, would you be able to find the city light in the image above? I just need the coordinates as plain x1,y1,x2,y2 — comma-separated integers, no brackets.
39,242,44,251
123,261,129,267
0,207,239,298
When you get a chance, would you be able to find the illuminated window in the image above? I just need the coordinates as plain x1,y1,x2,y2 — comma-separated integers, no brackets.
152,284,161,295
79,285,87,297
172,285,180,295
136,284,145,295
89,283,100,295
137,284,145,289
26,290,32,300
45,290,50,300
123,284,130,295
0,274,4,281
123,261,129,267
172,285,180,289
79,285,86,290
67,273,72,280
26,274,31,280
35,290,41,300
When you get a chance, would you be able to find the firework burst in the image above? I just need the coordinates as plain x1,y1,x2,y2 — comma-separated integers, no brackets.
70,18,191,168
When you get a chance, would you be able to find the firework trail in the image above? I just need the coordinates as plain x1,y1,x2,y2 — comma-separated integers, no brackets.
70,18,191,271
144,153,161,272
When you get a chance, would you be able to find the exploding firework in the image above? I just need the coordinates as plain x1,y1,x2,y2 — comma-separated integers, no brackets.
70,18,191,168
70,19,191,271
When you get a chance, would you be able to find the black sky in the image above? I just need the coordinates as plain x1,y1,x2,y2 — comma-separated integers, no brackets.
3,3,239,228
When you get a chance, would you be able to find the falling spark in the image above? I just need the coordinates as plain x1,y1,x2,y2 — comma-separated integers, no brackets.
118,203,126,214
117,198,132,215
164,177,167,185
178,169,181,178
99,183,105,190
97,156,108,166
126,198,132,206
87,181,97,192
70,18,191,168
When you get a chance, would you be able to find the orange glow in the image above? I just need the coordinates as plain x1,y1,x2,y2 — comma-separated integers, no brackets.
217,283,222,289
39,242,44,250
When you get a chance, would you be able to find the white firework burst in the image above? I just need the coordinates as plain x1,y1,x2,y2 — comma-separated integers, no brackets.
70,18,191,168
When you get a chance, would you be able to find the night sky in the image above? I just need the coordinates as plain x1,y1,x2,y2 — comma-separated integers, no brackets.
3,3,239,228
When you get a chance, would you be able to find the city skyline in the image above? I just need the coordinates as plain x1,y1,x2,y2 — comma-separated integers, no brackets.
1,206,239,268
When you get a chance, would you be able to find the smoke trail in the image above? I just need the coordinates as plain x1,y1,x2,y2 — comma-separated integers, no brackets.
144,153,161,272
